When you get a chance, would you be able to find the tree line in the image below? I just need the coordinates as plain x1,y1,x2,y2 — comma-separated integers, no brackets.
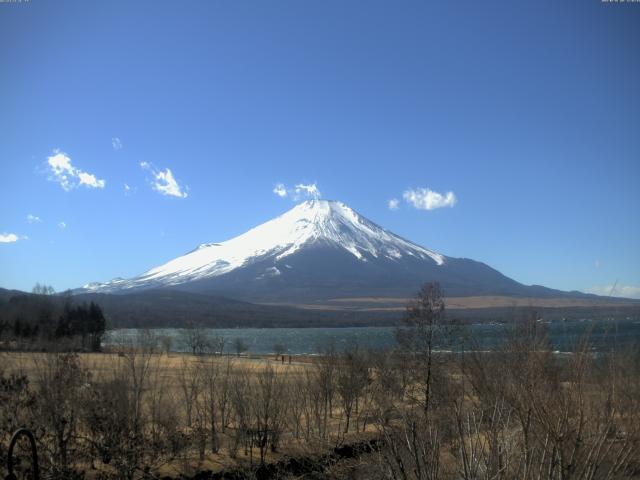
0,284,106,351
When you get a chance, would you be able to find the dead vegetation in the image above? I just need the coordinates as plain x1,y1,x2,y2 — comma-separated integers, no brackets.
1,284,639,479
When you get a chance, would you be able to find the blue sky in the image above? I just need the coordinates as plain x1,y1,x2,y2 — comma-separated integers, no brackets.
1,0,639,297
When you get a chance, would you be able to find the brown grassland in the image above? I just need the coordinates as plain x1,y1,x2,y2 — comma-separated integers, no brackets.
266,295,639,312
1,286,639,479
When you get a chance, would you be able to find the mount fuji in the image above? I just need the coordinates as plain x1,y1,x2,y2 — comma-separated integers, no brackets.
79,200,587,303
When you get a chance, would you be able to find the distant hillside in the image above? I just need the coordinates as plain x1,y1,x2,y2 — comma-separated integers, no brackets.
70,290,399,328
2,287,393,329
2,287,638,329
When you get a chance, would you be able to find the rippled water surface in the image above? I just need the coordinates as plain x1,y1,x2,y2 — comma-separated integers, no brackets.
105,319,640,354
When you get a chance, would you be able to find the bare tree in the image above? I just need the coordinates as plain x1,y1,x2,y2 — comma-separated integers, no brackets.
212,334,226,355
233,337,249,357
158,335,172,355
177,356,202,428
336,347,369,433
180,324,212,355
201,355,221,453
229,368,251,459
217,356,234,433
287,372,307,440
32,353,88,478
398,282,445,419
311,340,339,440
273,342,287,362
252,364,286,463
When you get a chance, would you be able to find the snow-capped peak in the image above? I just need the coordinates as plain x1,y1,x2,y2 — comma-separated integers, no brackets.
84,200,445,292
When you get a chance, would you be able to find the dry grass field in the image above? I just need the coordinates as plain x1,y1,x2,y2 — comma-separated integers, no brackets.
265,295,640,312
1,314,639,479
0,349,380,479
1,351,312,378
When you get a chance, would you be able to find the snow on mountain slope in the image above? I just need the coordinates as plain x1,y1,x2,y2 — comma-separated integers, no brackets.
83,200,445,293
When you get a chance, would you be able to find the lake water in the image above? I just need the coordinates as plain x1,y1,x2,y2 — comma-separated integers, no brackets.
105,319,640,354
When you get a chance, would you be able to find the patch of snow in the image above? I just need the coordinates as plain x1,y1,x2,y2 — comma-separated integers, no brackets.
266,266,281,276
85,200,446,292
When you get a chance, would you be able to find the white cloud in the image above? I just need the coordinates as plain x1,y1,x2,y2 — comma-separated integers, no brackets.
294,183,321,200
273,183,287,198
140,162,188,198
388,198,400,211
0,233,25,243
403,187,457,210
27,214,41,223
46,150,105,191
273,182,321,201
58,222,66,229
77,171,105,189
587,285,640,299
112,137,123,150
154,169,187,198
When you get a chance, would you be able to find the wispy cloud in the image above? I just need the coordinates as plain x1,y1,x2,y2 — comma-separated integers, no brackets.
587,285,640,299
273,182,321,201
46,150,105,191
295,183,321,199
140,161,188,198
58,222,67,229
112,137,123,150
123,183,137,196
388,198,400,211
403,187,457,210
27,214,41,223
273,183,287,198
0,233,26,243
